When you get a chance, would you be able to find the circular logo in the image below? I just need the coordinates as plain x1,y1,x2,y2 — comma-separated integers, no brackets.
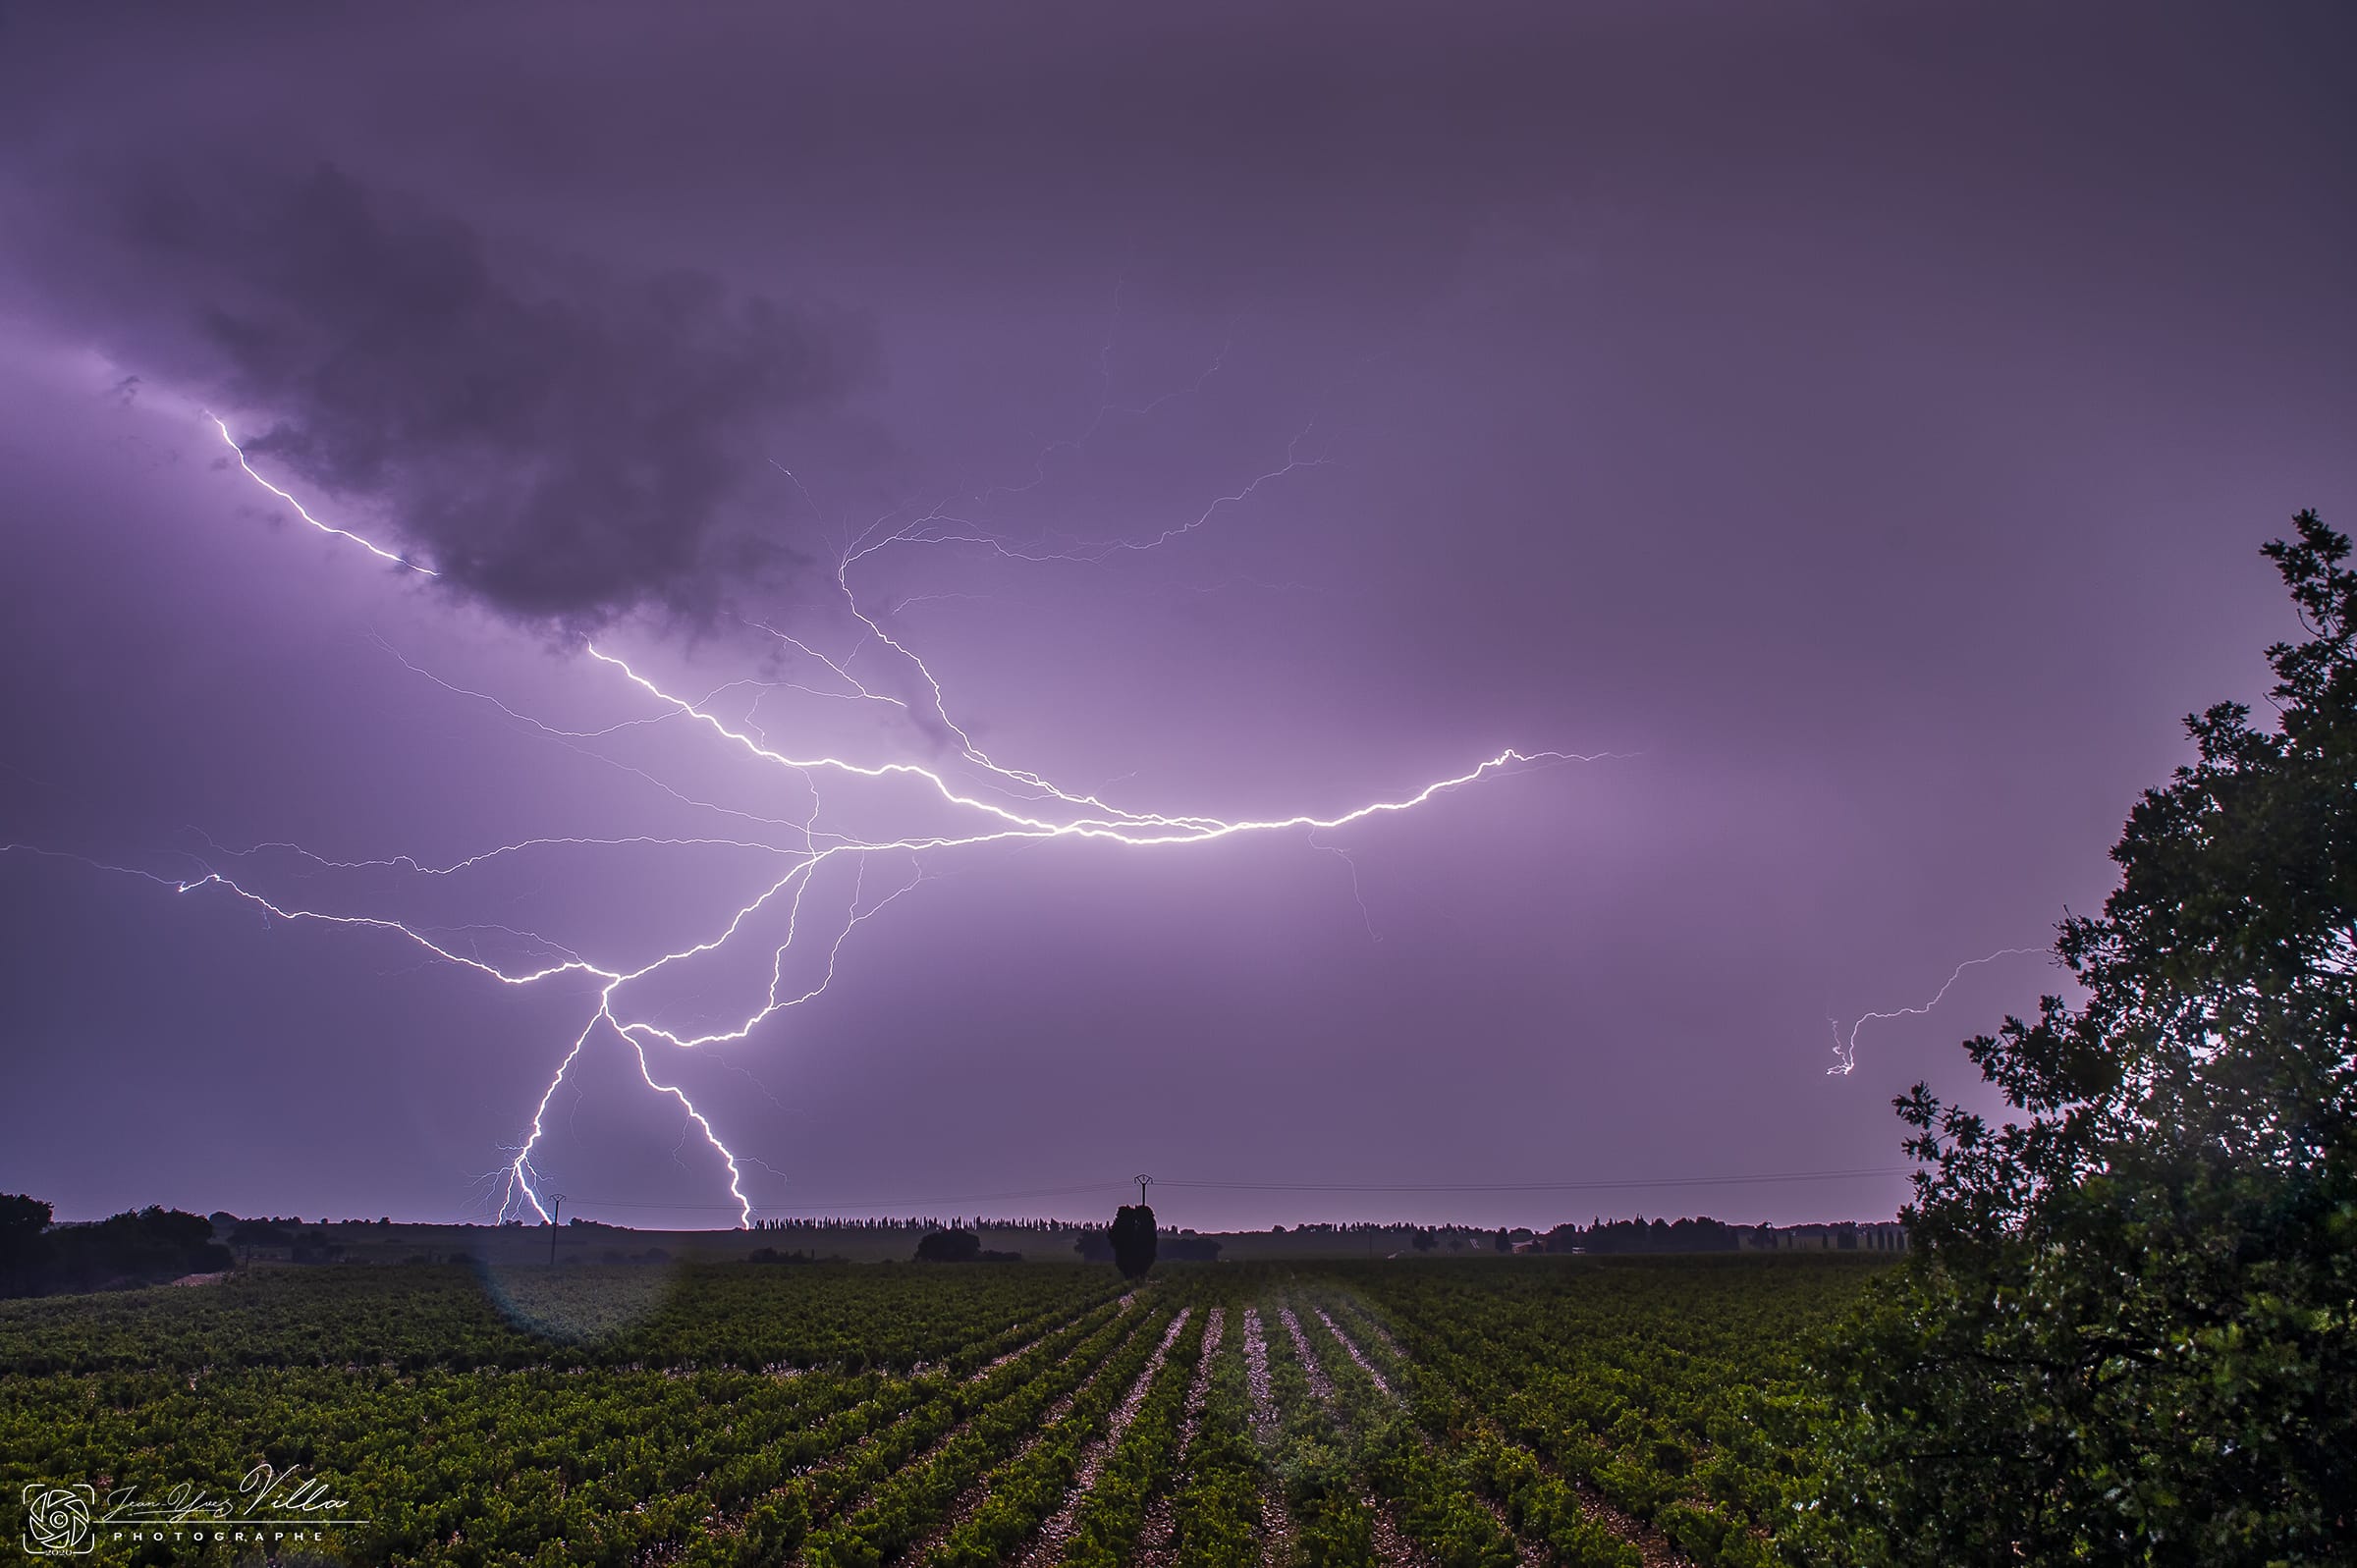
21,1484,93,1556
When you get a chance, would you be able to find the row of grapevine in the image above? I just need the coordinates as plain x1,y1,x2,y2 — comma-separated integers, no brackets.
1253,1301,1384,1565
678,1294,1146,1567
0,1287,1134,1568
922,1309,1200,1566
1053,1306,1221,1568
1287,1296,1525,1568
1309,1291,1641,1568
795,1300,1164,1565
1351,1259,1877,1567
0,1262,1127,1376
1165,1309,1268,1568
0,1254,1890,1567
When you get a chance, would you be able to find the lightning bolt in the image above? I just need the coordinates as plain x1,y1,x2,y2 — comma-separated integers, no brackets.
207,414,436,575
1827,946,2054,1076
1309,831,1380,943
846,420,1328,568
7,391,1610,1228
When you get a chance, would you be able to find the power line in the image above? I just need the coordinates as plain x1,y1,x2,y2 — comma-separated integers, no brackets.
562,1180,1132,1215
1159,1168,1911,1193
550,1168,1909,1216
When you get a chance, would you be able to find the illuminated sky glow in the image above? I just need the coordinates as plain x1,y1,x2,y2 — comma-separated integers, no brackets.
0,4,2350,1229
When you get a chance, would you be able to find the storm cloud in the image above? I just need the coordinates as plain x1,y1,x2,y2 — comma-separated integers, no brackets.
7,157,870,626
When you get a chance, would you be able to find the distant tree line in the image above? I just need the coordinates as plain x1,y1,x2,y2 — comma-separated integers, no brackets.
1267,1221,1534,1248
0,1195,232,1297
1071,1224,1221,1266
221,1219,352,1263
1543,1216,1752,1254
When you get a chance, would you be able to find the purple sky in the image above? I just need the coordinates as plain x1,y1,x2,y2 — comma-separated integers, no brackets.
1,3,2351,1230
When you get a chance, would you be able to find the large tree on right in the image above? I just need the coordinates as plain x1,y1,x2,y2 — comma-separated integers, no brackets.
1815,513,2356,1566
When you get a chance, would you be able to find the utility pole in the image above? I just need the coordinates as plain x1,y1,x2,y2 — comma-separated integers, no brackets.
1133,1173,1153,1206
547,1193,567,1266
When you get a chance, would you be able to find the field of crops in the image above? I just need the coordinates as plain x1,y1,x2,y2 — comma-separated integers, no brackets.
0,1255,1887,1567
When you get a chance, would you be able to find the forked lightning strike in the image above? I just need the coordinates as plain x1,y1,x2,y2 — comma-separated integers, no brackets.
3,410,1601,1227
1827,946,2054,1076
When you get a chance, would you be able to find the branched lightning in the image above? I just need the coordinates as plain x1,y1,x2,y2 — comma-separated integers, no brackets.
1309,831,1381,943
1827,946,2055,1077
7,389,1607,1227
845,421,1328,568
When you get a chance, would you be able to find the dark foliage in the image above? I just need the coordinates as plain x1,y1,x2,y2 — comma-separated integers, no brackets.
293,1228,345,1265
1072,1230,1220,1264
0,1198,233,1297
0,1193,52,1295
1548,1217,1751,1254
914,1227,983,1263
1814,514,2357,1566
1108,1204,1158,1278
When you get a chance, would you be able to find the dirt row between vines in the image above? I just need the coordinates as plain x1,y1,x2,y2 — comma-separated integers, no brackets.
895,1305,1167,1565
1316,1308,1543,1568
1130,1306,1225,1568
1329,1302,1690,1568
1241,1308,1294,1564
1011,1307,1195,1568
1516,1433,1693,1568
960,1290,1135,1384
642,1295,1131,1562
1281,1303,1422,1568
1314,1308,1393,1398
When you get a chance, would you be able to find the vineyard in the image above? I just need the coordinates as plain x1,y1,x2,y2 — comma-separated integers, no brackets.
0,1256,1887,1567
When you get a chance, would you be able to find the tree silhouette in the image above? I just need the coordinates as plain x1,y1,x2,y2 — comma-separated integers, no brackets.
0,1194,50,1295
913,1227,981,1263
1109,1204,1157,1278
1816,514,2357,1565
1,1199,227,1297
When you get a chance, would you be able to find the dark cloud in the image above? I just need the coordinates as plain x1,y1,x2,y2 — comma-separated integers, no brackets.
8,157,870,626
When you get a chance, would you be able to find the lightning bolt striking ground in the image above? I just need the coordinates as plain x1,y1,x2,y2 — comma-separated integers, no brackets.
4,396,1608,1227
1827,946,2055,1077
